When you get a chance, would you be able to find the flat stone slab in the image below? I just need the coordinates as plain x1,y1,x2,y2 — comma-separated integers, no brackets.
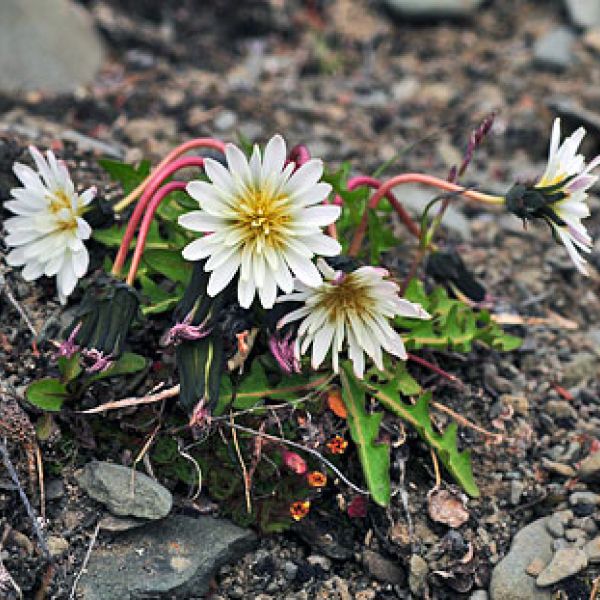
76,461,172,520
0,0,103,93
77,515,257,599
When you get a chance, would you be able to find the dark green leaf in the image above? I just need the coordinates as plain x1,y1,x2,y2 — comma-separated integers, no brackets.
142,249,192,285
26,378,69,411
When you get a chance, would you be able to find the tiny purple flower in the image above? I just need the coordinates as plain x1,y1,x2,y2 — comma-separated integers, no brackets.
268,332,301,375
56,323,81,359
163,311,212,347
81,348,114,374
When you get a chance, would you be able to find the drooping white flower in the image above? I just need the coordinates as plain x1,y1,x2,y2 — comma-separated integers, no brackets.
536,118,599,275
178,135,341,309
3,146,95,303
277,259,430,378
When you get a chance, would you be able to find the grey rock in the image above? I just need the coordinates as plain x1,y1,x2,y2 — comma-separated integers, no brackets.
545,517,565,538
545,400,577,421
284,561,298,580
511,480,525,506
98,514,148,533
0,0,103,93
363,550,405,585
490,517,554,600
584,536,600,562
382,0,484,19
214,110,238,131
45,479,65,501
578,453,600,482
77,515,257,599
565,0,600,29
570,491,600,506
76,461,172,520
574,516,598,536
409,554,429,596
536,547,587,587
307,555,331,571
534,27,576,70
562,352,598,387
553,509,574,525
564,527,586,542
47,536,69,558
552,538,570,551
470,592,489,600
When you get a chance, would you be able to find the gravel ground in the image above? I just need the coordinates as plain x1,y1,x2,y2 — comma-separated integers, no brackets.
1,1,600,598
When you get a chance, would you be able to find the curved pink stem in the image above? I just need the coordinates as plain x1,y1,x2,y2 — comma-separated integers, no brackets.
346,176,421,239
112,138,225,213
112,156,206,275
348,173,503,257
126,181,188,285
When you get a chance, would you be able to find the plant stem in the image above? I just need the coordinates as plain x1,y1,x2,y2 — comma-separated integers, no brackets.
112,157,205,276
407,353,464,387
346,175,421,239
125,181,188,285
112,138,225,213
348,173,503,257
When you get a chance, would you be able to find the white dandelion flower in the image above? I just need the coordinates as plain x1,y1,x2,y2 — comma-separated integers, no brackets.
536,118,599,275
178,135,341,309
277,259,430,379
3,146,95,303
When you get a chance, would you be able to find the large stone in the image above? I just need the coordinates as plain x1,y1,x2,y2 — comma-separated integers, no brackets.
565,0,600,29
536,547,587,587
76,461,172,520
561,352,598,387
77,515,257,599
0,0,103,93
534,27,576,71
381,0,484,19
490,518,553,600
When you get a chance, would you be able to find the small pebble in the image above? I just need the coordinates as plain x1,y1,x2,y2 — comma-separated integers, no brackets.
510,480,525,506
307,555,331,571
546,516,565,538
284,561,298,580
541,458,576,478
565,528,586,542
584,536,600,563
570,492,600,506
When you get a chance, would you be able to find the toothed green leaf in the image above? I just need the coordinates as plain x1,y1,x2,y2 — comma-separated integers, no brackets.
340,362,391,507
366,382,479,497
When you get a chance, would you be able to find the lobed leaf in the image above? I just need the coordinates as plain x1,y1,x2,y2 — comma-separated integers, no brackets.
340,362,391,507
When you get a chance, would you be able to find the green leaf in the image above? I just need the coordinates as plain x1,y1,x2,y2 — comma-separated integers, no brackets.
394,362,422,396
340,362,391,507
58,354,82,383
142,249,192,285
98,159,151,195
93,221,169,250
89,352,147,382
367,210,397,263
367,383,479,497
233,362,270,410
26,378,69,412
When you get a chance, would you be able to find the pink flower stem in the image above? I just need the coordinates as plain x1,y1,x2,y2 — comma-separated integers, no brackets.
407,353,464,388
112,137,225,213
112,157,206,276
345,175,422,239
347,173,503,257
126,181,188,285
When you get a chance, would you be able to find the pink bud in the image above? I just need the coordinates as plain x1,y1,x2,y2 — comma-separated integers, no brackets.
282,450,307,475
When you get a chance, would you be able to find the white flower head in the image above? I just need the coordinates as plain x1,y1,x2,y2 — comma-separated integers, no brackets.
277,259,430,378
3,146,95,303
178,135,341,309
537,118,599,275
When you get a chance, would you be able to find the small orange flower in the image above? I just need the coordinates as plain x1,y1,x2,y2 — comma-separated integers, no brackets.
327,435,348,455
290,499,310,521
307,471,327,487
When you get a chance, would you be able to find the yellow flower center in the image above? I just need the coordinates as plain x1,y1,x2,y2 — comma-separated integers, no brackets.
314,273,377,321
233,187,291,253
46,189,82,233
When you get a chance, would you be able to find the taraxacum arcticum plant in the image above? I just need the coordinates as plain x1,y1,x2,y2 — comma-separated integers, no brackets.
8,115,598,529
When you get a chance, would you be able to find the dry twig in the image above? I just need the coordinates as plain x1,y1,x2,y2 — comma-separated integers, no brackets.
69,522,100,600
